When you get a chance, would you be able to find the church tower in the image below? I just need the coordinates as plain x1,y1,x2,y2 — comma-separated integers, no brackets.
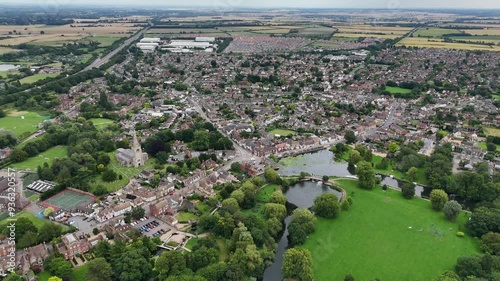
132,130,143,167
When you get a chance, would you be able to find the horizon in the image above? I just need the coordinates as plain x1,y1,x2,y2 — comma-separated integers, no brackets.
3,0,500,10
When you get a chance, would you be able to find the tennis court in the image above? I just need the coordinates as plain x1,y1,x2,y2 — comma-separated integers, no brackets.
42,190,94,210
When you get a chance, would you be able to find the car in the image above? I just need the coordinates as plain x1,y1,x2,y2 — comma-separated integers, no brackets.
145,216,149,219
82,217,88,221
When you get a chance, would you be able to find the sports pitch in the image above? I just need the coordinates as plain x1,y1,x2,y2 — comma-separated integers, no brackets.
42,190,94,210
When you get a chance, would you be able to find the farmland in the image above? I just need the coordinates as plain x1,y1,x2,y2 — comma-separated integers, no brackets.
413,27,462,37
332,24,412,39
484,127,500,137
397,37,500,51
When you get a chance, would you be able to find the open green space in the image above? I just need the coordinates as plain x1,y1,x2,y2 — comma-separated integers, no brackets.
70,263,90,281
81,36,122,47
176,212,199,223
44,190,94,211
256,184,278,202
484,127,500,137
88,150,155,192
413,27,462,38
0,110,49,136
185,238,199,250
0,211,63,230
37,271,52,281
19,73,59,84
268,129,295,137
302,179,480,281
477,141,500,152
448,35,500,42
89,118,114,129
195,203,211,215
9,146,67,170
385,86,413,94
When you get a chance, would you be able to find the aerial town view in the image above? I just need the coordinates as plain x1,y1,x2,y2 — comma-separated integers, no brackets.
0,0,499,280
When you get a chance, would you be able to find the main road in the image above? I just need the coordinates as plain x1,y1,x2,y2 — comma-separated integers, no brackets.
82,27,150,72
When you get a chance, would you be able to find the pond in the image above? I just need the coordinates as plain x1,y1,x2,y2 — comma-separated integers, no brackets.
263,181,342,281
0,64,20,71
278,149,426,197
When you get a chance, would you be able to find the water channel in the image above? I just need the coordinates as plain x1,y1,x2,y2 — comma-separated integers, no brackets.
263,149,427,280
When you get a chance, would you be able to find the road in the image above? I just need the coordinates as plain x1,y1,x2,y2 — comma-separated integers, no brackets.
363,101,400,137
82,27,149,72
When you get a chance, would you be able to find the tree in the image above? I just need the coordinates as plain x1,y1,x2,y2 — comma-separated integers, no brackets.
344,275,355,281
264,203,287,221
356,161,376,190
454,254,485,279
288,208,317,246
230,190,245,206
348,150,362,165
156,250,186,278
221,198,240,214
44,207,54,217
48,257,72,279
113,249,152,281
481,232,500,255
344,130,356,144
10,148,28,163
401,182,415,199
131,207,145,220
267,217,283,238
192,130,210,151
466,207,500,237
443,200,462,221
93,228,99,235
486,142,497,152
269,190,286,205
406,167,418,182
433,271,461,281
86,258,112,281
3,273,26,281
282,248,314,281
388,142,399,153
430,189,448,211
322,175,329,182
312,193,340,218
38,223,62,243
230,162,242,173
264,167,281,184
101,168,117,182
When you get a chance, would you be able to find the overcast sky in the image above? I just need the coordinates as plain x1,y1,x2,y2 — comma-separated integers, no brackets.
9,0,500,9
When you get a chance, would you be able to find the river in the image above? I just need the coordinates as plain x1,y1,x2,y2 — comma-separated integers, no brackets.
263,181,343,281
262,149,427,280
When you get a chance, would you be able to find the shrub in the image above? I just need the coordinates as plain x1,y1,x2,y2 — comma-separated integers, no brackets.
456,231,465,237
341,200,350,211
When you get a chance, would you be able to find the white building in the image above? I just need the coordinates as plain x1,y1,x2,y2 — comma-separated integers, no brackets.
195,37,215,42
140,37,161,43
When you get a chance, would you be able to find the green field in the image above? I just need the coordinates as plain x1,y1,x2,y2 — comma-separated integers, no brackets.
0,211,61,230
185,238,199,250
386,86,413,94
302,179,479,281
0,110,50,136
477,142,500,152
89,118,114,129
269,129,296,137
38,263,89,281
88,150,155,192
256,184,278,202
176,212,199,223
19,73,59,84
484,127,500,137
9,146,67,170
414,28,462,38
81,36,122,47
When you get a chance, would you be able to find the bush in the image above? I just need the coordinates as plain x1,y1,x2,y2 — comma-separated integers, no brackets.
341,200,350,211
401,182,415,199
456,231,465,237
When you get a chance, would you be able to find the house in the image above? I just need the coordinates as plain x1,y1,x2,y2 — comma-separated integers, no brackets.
55,233,91,260
149,200,176,217
95,202,132,222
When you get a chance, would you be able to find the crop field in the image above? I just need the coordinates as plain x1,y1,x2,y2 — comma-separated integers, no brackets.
334,25,412,35
0,23,139,46
148,28,223,34
397,37,500,51
0,110,49,136
334,32,399,39
297,26,336,35
9,146,67,170
19,73,59,84
0,47,16,54
448,35,500,44
302,179,480,281
413,27,462,37
484,127,500,137
465,28,500,36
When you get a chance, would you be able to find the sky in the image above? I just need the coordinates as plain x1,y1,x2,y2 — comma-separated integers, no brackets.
8,0,500,9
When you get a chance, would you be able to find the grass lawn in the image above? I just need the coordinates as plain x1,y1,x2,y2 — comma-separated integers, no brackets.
185,238,199,250
19,73,59,84
176,212,199,223
268,129,295,137
88,150,155,192
9,146,67,170
89,118,114,129
0,211,67,231
217,239,229,262
256,184,279,202
81,36,121,47
484,127,500,137
196,203,211,215
477,142,500,152
37,271,52,281
302,179,480,281
0,110,50,136
385,86,413,94
70,263,89,281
